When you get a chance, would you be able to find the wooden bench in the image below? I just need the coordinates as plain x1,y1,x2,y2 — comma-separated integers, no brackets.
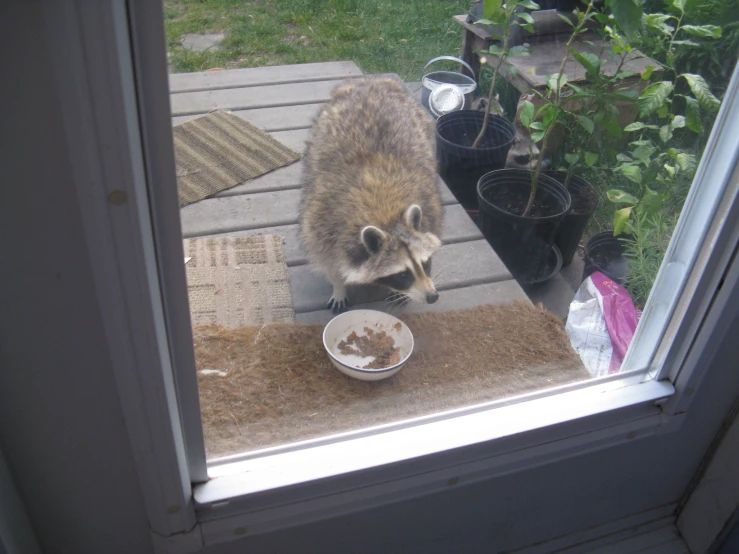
453,12,658,94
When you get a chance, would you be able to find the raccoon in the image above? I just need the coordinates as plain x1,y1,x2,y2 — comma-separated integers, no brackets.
474,94,551,170
505,94,551,171
299,77,443,313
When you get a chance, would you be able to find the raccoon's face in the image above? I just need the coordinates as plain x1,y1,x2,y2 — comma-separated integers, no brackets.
343,204,441,304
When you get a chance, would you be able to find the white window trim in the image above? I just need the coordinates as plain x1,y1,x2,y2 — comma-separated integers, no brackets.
125,0,209,485
194,378,674,540
43,0,197,537
57,0,739,551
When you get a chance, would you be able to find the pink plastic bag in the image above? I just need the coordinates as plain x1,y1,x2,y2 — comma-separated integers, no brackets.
565,271,639,376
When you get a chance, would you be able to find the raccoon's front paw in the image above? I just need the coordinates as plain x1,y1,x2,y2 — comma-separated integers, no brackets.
327,280,349,314
327,295,349,314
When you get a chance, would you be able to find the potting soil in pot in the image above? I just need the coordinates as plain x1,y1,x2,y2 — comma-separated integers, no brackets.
489,181,564,217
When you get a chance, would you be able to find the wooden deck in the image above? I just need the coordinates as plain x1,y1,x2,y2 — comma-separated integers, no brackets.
170,61,530,323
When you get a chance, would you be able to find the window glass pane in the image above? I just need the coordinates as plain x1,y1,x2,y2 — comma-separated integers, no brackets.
162,0,738,460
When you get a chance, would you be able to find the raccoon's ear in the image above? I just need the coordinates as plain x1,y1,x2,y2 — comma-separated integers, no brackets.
360,226,387,255
404,204,422,231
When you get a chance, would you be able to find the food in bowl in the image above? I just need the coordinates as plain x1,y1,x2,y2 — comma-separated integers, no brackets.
322,310,414,381
337,328,402,369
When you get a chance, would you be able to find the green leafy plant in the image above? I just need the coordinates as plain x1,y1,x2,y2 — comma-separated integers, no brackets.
623,211,672,308
609,0,721,236
515,1,599,216
476,1,634,216
473,0,723,313
543,0,685,192
471,0,541,148
642,0,738,94
560,0,725,305
609,144,696,234
556,19,644,173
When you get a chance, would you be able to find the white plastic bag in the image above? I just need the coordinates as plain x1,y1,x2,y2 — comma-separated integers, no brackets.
565,271,639,377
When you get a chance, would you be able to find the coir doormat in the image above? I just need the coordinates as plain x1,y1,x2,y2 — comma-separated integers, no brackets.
173,110,300,206
194,302,589,458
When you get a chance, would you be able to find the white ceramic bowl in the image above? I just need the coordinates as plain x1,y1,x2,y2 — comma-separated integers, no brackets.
322,310,414,381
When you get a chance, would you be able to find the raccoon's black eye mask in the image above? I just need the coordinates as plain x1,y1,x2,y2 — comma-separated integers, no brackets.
375,269,414,291
375,260,432,291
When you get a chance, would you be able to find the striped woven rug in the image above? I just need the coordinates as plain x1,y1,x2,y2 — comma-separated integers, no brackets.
173,110,300,207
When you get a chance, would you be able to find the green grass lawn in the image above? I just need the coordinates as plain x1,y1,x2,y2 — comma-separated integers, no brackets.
164,0,470,80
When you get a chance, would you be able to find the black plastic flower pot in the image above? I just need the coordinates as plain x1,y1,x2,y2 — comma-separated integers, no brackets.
477,169,571,284
582,231,632,285
546,171,600,268
436,111,516,211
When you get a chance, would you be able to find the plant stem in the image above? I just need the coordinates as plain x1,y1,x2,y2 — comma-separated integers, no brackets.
563,167,574,189
554,4,592,106
527,139,535,171
472,34,509,149
522,1,594,218
665,13,684,109
611,51,629,90
667,11,685,60
523,127,552,216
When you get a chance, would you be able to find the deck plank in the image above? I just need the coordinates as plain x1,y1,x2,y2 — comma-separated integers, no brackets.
215,162,305,196
202,203,484,266
295,281,529,323
182,183,463,238
168,61,363,94
181,189,301,238
170,79,347,116
268,129,312,154
289,239,513,313
172,103,324,130
525,273,577,319
173,84,418,129
212,161,456,204
172,84,428,130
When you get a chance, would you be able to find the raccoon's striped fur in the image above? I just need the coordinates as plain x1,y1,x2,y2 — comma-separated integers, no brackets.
299,77,443,313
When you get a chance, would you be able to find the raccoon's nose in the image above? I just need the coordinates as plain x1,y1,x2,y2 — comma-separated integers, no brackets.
426,292,439,304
